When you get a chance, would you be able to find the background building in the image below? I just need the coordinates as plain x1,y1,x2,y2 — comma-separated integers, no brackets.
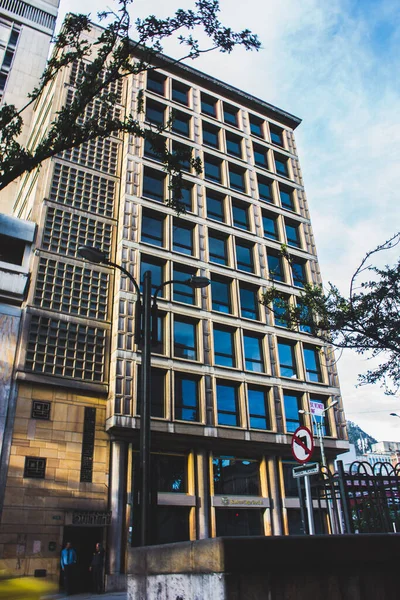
0,23,348,590
0,0,59,213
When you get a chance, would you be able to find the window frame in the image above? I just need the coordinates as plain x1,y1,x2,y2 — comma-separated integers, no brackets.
201,93,218,118
211,276,232,314
235,240,254,273
174,374,200,422
141,209,165,247
303,346,323,383
173,317,198,361
239,283,259,320
145,99,165,126
262,212,279,241
204,154,223,183
223,103,239,127
172,219,195,256
208,231,229,266
248,386,270,430
202,122,220,149
213,325,236,368
206,190,226,222
228,164,246,193
216,382,240,427
232,200,250,231
226,132,243,158
283,392,303,433
146,71,166,96
171,80,190,105
142,167,166,202
243,332,265,373
278,340,298,379
172,110,191,138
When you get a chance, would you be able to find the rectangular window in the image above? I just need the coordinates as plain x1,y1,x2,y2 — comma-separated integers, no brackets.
172,141,191,172
213,456,260,494
262,213,279,241
216,384,239,426
248,387,270,429
80,406,96,483
278,341,297,378
31,400,51,420
175,375,199,421
209,232,228,265
310,396,331,436
249,115,264,138
275,154,289,177
206,190,225,222
232,201,249,230
257,175,273,202
24,457,46,479
173,219,194,255
229,164,246,192
223,103,239,127
292,258,307,288
226,133,242,158
202,123,220,148
304,346,323,383
172,110,191,137
253,143,268,169
297,301,312,333
285,220,301,248
201,93,217,117
236,241,254,273
146,100,165,125
239,284,259,320
243,333,264,372
214,326,235,367
143,167,165,202
204,155,222,183
144,138,162,161
179,182,193,211
172,80,189,105
273,297,289,328
137,368,165,417
141,210,164,246
173,264,196,305
140,256,164,294
280,186,295,210
174,318,197,360
211,277,232,313
270,125,284,147
267,253,284,282
284,393,302,433
147,71,166,96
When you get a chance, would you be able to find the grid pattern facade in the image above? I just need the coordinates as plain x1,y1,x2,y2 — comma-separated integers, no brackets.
25,315,106,381
34,257,109,320
61,137,119,175
42,206,113,257
49,162,116,217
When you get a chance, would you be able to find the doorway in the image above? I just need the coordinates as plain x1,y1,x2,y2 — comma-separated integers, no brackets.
61,526,104,594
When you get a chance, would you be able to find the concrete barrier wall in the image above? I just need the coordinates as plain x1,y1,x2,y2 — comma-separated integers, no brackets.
127,534,400,600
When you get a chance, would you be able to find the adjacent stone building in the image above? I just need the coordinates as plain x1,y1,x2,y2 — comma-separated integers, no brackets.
0,22,348,591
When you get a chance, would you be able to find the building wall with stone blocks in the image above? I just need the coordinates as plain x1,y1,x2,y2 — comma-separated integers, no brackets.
0,383,109,579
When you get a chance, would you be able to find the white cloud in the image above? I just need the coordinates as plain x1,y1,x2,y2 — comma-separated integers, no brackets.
57,0,400,440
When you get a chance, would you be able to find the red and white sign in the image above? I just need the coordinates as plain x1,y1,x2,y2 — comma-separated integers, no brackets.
291,426,314,464
310,400,324,417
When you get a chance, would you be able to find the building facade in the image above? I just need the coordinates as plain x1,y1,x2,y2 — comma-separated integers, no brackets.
0,0,59,213
0,24,348,589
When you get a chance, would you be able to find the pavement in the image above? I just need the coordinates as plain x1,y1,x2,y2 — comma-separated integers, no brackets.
48,593,127,600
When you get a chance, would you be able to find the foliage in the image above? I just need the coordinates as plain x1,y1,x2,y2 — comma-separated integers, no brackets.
346,421,377,454
0,0,260,210
261,233,400,394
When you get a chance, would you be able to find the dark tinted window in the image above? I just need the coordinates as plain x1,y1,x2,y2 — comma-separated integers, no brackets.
236,241,254,272
216,385,239,426
137,367,165,417
174,318,197,360
275,155,289,177
267,253,284,281
270,126,284,147
175,375,199,421
173,264,196,304
249,115,264,137
172,81,190,105
278,341,297,378
280,186,295,210
285,221,301,247
213,457,260,494
143,168,165,202
172,111,191,137
292,258,307,287
211,278,232,313
209,233,228,265
232,202,249,230
226,133,242,158
204,156,222,182
258,175,273,202
263,213,279,240
173,220,194,255
304,347,322,383
239,285,259,320
147,71,166,96
141,211,164,246
223,103,238,126
253,144,268,168
283,393,302,432
203,123,220,148
243,334,264,372
215,509,263,537
248,387,269,429
229,165,246,192
201,93,217,117
206,190,225,222
146,100,165,125
214,327,235,367
140,257,164,294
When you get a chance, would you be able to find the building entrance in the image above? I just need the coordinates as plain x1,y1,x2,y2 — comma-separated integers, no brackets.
61,525,104,594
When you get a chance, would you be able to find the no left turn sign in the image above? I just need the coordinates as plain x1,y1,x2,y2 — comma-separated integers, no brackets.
291,426,314,464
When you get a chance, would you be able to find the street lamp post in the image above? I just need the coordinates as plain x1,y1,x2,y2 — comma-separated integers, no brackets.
78,245,210,547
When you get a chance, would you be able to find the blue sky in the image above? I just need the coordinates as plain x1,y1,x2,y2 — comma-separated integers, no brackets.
59,0,400,440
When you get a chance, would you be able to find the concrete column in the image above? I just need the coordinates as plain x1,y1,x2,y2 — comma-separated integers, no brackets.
196,450,209,539
266,456,283,536
108,439,128,574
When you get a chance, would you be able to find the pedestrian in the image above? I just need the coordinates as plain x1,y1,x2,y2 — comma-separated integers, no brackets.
89,542,105,594
60,541,77,596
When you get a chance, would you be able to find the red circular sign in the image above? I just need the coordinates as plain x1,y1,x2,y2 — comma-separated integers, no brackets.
291,426,314,464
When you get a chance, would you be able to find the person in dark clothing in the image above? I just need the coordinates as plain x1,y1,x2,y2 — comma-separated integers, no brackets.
60,541,77,595
89,542,105,594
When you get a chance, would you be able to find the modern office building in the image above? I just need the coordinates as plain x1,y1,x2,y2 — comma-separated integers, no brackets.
0,23,348,589
0,0,59,213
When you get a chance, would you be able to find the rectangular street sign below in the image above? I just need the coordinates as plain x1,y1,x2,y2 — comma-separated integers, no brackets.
292,462,320,478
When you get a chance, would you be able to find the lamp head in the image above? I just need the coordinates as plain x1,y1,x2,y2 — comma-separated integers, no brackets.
390,413,400,418
298,409,305,415
188,275,211,289
78,245,108,264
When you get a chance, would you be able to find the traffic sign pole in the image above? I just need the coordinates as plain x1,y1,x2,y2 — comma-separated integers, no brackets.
304,475,315,535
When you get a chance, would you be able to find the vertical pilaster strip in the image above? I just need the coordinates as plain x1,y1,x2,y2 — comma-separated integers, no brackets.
109,439,128,574
266,456,283,536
